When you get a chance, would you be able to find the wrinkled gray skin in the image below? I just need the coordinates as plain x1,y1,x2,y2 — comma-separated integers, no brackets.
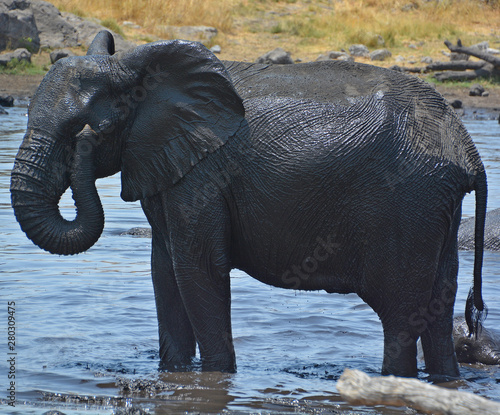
11,31,488,378
453,316,500,365
459,207,500,251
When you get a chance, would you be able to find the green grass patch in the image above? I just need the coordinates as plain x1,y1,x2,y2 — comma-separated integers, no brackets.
100,18,126,38
0,59,48,75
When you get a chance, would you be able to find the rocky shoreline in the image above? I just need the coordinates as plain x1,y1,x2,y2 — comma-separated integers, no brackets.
1,0,499,119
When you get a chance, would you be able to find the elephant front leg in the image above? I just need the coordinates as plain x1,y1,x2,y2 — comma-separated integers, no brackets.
151,231,197,370
168,194,236,372
174,254,236,372
381,324,419,377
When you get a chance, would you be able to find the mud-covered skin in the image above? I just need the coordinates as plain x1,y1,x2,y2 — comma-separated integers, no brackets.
453,316,500,365
459,207,500,251
11,31,487,378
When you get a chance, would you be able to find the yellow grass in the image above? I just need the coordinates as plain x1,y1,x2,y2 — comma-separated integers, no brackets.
53,0,236,33
49,0,500,64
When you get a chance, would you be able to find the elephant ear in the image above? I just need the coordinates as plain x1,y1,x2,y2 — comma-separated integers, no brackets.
117,40,245,202
87,30,115,55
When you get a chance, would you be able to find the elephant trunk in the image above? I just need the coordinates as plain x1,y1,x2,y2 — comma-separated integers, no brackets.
10,125,104,255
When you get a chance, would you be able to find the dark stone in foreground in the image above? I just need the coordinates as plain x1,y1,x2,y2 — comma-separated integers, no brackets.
0,94,14,107
458,207,500,251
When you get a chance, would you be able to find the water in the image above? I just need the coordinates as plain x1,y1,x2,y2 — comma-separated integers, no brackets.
1,106,499,414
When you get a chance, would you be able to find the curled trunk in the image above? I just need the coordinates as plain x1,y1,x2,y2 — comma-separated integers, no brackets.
10,125,104,255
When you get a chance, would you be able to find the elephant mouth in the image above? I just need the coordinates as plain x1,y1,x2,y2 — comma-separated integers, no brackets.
10,125,105,255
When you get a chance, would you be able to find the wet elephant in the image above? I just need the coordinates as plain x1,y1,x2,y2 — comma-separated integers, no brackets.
459,208,500,251
11,31,488,377
453,316,500,365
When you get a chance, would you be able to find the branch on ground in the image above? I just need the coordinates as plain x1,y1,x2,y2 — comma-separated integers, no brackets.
392,39,500,82
337,368,500,415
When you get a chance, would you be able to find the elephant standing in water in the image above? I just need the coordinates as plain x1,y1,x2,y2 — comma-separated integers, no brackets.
11,31,488,378
453,316,500,365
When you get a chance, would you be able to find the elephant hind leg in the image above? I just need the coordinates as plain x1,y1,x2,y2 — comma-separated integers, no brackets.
361,256,438,377
420,212,461,378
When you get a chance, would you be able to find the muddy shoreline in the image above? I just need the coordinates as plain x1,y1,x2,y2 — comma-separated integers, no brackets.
0,73,499,121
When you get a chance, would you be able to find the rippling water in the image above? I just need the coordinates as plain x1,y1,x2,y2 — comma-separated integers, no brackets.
1,106,499,414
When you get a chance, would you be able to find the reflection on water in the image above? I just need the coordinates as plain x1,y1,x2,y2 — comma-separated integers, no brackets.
1,107,499,414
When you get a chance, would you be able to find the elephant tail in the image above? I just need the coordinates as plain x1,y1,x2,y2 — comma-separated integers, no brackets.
466,168,488,338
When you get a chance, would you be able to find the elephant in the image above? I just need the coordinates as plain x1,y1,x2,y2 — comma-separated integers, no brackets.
459,207,500,251
453,316,500,365
11,30,488,378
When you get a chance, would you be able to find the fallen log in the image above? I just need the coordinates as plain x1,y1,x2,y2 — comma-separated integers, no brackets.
337,368,500,415
434,65,496,82
444,39,500,68
427,60,488,71
433,39,500,81
392,40,500,81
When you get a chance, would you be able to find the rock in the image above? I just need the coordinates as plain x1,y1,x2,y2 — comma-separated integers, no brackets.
482,91,489,97
458,207,500,251
256,48,294,64
369,48,392,61
469,83,485,97
210,44,221,54
349,44,369,57
0,0,41,52
0,47,31,65
420,56,433,64
0,95,14,107
316,51,352,62
160,25,218,43
50,48,75,63
0,0,134,53
30,0,79,49
450,99,463,109
60,12,134,52
0,105,8,115
395,55,405,62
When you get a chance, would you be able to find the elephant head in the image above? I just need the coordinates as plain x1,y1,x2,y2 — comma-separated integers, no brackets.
11,31,244,255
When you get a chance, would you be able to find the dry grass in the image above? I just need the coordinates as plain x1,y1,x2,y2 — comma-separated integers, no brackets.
52,0,236,33
49,0,500,64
